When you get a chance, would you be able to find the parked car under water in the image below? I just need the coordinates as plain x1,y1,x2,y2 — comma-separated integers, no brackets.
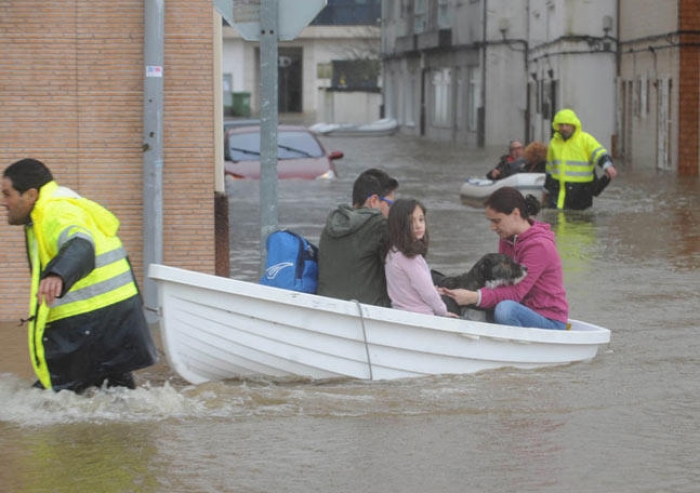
224,124,344,180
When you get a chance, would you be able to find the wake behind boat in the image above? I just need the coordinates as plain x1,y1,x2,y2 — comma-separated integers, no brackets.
148,264,610,384
460,172,546,205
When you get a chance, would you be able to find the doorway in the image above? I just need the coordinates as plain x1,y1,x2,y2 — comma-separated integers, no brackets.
278,47,302,113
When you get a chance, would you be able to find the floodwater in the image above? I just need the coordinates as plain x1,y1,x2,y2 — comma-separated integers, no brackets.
2,133,700,492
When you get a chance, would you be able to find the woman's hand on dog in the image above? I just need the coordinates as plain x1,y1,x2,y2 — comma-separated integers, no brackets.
439,287,479,306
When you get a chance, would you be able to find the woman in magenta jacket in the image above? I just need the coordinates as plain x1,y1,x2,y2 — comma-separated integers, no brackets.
441,187,569,329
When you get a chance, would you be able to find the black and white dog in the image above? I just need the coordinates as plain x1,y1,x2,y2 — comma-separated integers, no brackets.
432,253,527,321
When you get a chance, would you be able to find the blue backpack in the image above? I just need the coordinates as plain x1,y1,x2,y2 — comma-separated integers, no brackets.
260,230,319,293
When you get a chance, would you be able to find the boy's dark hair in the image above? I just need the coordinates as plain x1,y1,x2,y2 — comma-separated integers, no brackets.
3,158,54,193
386,198,428,258
352,168,399,207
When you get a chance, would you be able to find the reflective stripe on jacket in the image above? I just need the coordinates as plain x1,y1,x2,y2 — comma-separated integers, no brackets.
546,109,609,209
26,181,139,387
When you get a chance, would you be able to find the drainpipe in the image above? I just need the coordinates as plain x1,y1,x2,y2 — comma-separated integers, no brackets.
525,0,531,143
142,0,164,322
479,0,488,147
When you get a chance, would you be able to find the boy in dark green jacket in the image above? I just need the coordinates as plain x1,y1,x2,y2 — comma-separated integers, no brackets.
317,169,399,307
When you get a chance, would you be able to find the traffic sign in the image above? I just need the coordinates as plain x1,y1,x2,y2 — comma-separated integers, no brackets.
230,0,326,41
213,0,235,26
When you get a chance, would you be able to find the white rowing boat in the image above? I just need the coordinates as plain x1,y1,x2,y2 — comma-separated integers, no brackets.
148,264,611,384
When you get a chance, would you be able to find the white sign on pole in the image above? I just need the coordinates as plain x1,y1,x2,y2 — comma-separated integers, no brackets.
231,0,327,41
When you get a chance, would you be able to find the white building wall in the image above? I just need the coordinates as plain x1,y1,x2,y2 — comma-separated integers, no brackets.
618,0,680,171
527,0,617,151
381,0,530,146
223,25,380,119
557,51,617,149
222,41,246,91
318,91,382,123
482,0,529,146
451,0,482,47
619,0,677,38
382,56,421,136
381,0,690,173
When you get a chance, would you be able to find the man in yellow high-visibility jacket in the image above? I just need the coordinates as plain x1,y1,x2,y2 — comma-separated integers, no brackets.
544,108,618,210
1,158,158,392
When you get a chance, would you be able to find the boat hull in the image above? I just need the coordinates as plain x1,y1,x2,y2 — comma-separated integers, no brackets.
149,264,610,384
460,173,546,204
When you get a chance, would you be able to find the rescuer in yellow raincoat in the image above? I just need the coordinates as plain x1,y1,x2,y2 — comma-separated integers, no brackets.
545,108,618,210
1,158,158,392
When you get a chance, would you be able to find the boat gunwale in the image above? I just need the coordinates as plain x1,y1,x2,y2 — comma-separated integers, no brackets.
149,264,611,347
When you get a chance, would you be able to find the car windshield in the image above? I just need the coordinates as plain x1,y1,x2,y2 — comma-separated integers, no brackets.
228,130,324,162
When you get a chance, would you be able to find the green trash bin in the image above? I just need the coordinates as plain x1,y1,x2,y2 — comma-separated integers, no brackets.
232,92,251,117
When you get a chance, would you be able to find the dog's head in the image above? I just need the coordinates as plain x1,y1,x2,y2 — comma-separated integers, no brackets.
437,253,527,291
478,253,527,288
433,253,527,317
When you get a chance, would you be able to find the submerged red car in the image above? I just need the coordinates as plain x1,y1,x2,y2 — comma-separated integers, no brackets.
224,124,344,180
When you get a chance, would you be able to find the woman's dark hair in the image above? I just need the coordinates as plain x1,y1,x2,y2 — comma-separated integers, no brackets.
386,198,429,258
484,186,540,219
3,158,53,193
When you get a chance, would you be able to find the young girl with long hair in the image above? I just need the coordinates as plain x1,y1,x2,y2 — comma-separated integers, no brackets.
384,198,457,317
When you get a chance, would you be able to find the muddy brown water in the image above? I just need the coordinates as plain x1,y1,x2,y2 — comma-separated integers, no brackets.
1,134,699,492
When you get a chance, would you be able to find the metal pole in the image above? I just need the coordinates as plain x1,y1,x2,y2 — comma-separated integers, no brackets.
142,0,165,322
259,0,279,275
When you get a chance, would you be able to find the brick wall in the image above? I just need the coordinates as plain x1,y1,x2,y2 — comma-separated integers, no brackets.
678,0,700,176
0,0,217,321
